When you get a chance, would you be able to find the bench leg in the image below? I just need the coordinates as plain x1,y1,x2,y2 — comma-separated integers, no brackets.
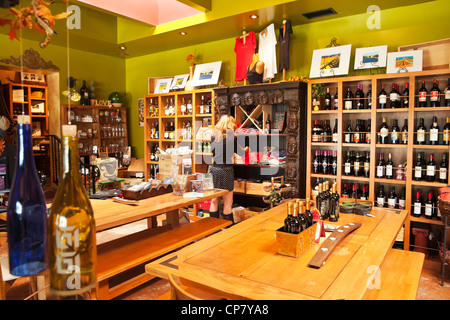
93,280,111,300
166,210,179,228
147,216,158,229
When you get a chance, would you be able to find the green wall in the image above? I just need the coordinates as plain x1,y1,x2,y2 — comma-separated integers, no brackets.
126,0,450,159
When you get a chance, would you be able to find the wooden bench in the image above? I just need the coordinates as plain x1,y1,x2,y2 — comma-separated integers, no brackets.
91,217,231,300
364,248,425,300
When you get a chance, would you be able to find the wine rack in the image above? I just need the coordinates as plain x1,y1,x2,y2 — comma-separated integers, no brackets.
143,89,216,181
307,68,450,251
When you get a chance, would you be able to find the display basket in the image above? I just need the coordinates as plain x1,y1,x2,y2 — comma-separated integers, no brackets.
438,197,450,218
275,223,318,258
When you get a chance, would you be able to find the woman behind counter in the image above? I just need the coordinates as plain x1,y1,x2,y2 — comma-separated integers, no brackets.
209,114,246,223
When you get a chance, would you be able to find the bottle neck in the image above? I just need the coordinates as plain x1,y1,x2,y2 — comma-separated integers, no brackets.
17,123,37,170
61,136,82,181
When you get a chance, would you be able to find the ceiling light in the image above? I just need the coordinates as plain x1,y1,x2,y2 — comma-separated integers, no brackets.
302,8,337,19
119,46,127,50
250,14,258,19
179,31,187,36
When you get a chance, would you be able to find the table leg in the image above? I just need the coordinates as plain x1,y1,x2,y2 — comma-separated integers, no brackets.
147,216,158,229
166,209,179,228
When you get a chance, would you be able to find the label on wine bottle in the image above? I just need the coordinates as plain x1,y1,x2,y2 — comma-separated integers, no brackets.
344,163,351,174
414,202,421,214
425,204,433,217
440,168,447,180
379,94,387,104
419,92,427,102
430,128,439,142
390,93,399,101
427,165,436,176
377,197,384,207
388,197,396,208
446,90,450,100
380,127,388,138
333,133,338,143
415,166,422,178
386,165,393,177
399,199,405,209
431,91,439,102
444,130,450,142
417,129,425,142
345,100,352,110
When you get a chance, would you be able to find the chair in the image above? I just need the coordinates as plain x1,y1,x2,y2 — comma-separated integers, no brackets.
167,273,249,300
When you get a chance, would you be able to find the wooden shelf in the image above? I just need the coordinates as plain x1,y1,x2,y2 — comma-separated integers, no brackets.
306,68,450,252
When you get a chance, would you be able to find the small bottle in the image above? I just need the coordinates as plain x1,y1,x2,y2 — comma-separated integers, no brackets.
387,186,397,209
430,79,441,107
345,86,353,110
284,202,294,233
304,198,314,227
329,183,340,222
378,84,387,109
429,116,439,145
418,80,427,108
412,190,423,217
416,118,426,145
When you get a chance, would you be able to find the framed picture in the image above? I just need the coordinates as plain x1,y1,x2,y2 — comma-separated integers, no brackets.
154,78,172,94
273,112,286,131
138,98,144,127
354,45,388,69
309,44,352,78
386,50,423,74
192,61,222,87
170,74,189,90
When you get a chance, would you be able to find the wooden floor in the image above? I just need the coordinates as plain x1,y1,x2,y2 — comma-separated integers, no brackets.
1,218,449,300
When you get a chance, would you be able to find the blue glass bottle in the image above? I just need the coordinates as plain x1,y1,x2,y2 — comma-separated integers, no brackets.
7,115,48,276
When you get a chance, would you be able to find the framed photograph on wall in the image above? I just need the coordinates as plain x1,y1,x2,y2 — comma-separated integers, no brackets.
154,78,172,94
192,61,222,87
309,44,352,78
386,50,423,73
354,45,388,69
170,74,189,90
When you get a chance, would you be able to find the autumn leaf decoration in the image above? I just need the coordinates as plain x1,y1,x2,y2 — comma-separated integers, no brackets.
186,49,197,66
0,0,73,48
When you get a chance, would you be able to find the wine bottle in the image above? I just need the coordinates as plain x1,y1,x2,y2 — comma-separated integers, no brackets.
390,83,399,108
312,120,323,143
364,151,370,178
414,152,425,181
353,152,361,177
316,183,324,218
366,84,372,109
333,88,339,110
154,121,159,139
377,185,386,208
284,202,294,233
321,150,329,174
181,97,186,115
324,181,332,219
354,119,362,143
164,98,169,116
289,202,300,234
305,198,314,227
401,119,408,145
440,152,448,183
187,97,193,115
345,119,353,143
445,78,450,106
265,114,271,134
313,150,321,174
329,183,340,222
298,201,308,232
365,119,371,144
443,117,450,145
48,125,97,296
332,118,338,143
200,95,205,114
416,118,426,145
345,86,353,110
387,186,397,209
401,82,409,108
418,80,427,108
429,116,439,145
153,99,159,116
430,80,441,107
325,88,332,110
169,121,175,139
378,84,387,109
344,151,353,176
323,119,331,142
79,80,90,106
399,188,406,210
376,153,386,178
7,115,48,276
426,153,436,182
332,151,338,175
390,119,400,144
379,117,389,144
425,191,434,219
386,153,394,179
355,84,364,109
413,190,423,217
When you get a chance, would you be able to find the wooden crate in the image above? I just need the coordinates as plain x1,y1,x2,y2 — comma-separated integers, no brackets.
233,180,247,193
398,38,450,70
275,223,318,257
158,153,192,174
246,181,280,196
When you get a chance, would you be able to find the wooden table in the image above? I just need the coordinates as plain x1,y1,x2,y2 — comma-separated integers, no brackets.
145,202,409,300
91,189,228,231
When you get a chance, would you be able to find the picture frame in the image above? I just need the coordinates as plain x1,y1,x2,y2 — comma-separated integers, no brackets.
192,61,222,87
170,74,189,90
138,98,144,127
386,50,423,74
154,78,173,94
309,44,352,78
273,111,286,131
354,45,388,69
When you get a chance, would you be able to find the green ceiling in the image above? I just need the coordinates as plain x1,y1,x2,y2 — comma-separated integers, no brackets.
0,0,435,58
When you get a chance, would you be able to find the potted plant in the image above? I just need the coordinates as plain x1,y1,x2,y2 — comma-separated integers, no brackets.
312,83,326,111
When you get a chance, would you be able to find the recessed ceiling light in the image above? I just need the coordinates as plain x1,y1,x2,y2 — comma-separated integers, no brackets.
179,31,187,36
250,14,258,19
302,8,337,19
119,46,127,50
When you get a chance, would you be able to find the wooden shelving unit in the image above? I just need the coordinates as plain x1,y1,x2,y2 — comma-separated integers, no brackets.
61,104,128,159
143,89,216,180
307,68,450,251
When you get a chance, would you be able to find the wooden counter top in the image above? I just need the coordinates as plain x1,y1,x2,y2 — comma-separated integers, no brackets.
145,202,408,300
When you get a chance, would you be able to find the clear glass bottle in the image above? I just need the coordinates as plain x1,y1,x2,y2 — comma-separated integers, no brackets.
48,125,97,296
7,115,48,276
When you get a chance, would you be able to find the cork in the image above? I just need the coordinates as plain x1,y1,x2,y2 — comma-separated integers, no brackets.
17,115,31,124
62,124,77,137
